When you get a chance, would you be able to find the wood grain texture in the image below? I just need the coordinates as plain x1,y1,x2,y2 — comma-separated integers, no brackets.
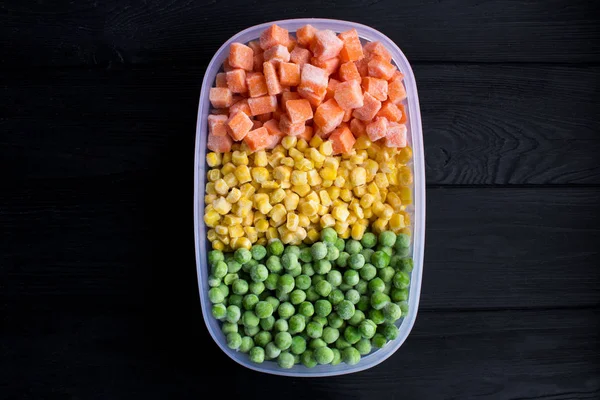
2,308,598,399
2,64,599,185
1,0,599,67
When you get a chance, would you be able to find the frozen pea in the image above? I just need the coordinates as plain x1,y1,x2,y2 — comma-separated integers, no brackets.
302,263,315,276
264,273,279,290
355,338,372,355
345,289,360,304
379,246,393,257
312,275,324,285
394,233,411,250
345,239,362,255
288,266,302,278
208,287,225,304
218,283,229,297
309,338,327,349
306,321,323,338
342,346,361,365
208,275,221,288
344,326,362,344
361,248,375,263
359,319,377,339
306,286,320,302
268,239,284,256
284,245,301,257
260,315,275,331
243,259,258,273
277,352,294,369
379,266,395,283
239,336,254,353
326,243,340,261
348,253,365,270
355,280,368,295
314,259,332,275
212,261,228,278
249,281,265,295
314,346,334,365
393,271,410,289
277,289,290,302
250,264,269,282
328,313,344,329
289,314,306,334
254,301,274,319
399,301,409,315
266,256,283,273
212,304,226,320
274,318,289,332
281,253,299,271
334,238,346,252
251,245,267,261
245,325,260,337
371,333,387,348
321,227,338,243
369,309,386,325
290,336,307,355
277,274,295,293
371,292,390,310
328,289,345,305
391,287,409,302
315,299,333,317
242,311,260,327
383,302,402,322
265,296,280,310
315,280,333,297
242,294,259,310
343,270,359,286
290,289,307,305
232,279,249,295
208,250,224,266
379,231,397,247
322,327,340,344
336,252,350,268
301,350,317,368
226,305,242,323
336,300,355,320
265,342,281,359
357,295,370,312
234,248,252,264
390,255,403,269
295,275,311,290
299,248,313,263
400,258,414,273
331,348,342,365
380,323,399,341
227,259,242,274
222,322,238,335
396,246,410,257
335,337,351,350
311,242,328,260
228,294,243,308
348,309,365,326
338,283,352,292
275,331,293,350
371,251,390,269
254,331,272,347
359,264,377,281
368,277,386,293
360,232,377,249
299,301,314,317
278,302,295,319
223,273,238,286
249,346,265,363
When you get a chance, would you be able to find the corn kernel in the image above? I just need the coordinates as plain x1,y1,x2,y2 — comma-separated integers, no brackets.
305,170,321,186
281,157,295,167
221,162,236,175
323,157,339,170
223,215,242,225
269,188,285,204
223,173,238,188
257,201,273,215
293,138,306,150
207,169,221,182
386,192,402,211
212,240,225,251
351,223,366,240
207,229,217,241
282,136,298,149
332,176,344,188
397,166,413,186
221,152,232,164
256,237,267,246
340,189,353,202
219,234,230,245
320,168,337,181
205,194,217,204
375,173,389,188
350,153,365,164
309,134,323,147
355,135,371,150
269,152,285,168
229,224,244,238
397,147,413,164
234,237,253,250
368,182,380,196
272,165,291,181
295,158,313,172
252,150,268,167
214,179,229,195
309,214,320,224
314,190,330,207
332,206,350,222
347,213,358,225
225,188,240,203
291,170,308,186
240,183,255,199
399,186,412,204
334,221,349,235
352,185,366,198
215,225,228,235
321,179,333,188
206,152,222,167
289,147,304,161
213,197,232,215
204,210,220,227
389,213,405,230
339,228,351,239
320,214,335,228
261,181,279,189
317,204,328,216
233,165,251,184
309,148,326,164
298,214,310,227
349,202,364,219
363,208,373,219
292,184,311,197
373,218,388,234
244,227,258,243
327,186,340,200
232,151,249,166
286,213,299,231
242,210,254,226
269,204,287,226
349,167,367,187
255,218,269,232
249,167,268,183
305,228,318,243
205,182,216,195
359,193,374,209
299,200,318,216
319,141,333,156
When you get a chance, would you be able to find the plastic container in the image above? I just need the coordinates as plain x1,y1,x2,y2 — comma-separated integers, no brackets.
194,18,425,377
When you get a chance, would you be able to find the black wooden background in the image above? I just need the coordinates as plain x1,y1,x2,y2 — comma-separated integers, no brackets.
1,1,599,399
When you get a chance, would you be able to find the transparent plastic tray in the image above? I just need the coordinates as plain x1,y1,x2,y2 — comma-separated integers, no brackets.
194,18,425,377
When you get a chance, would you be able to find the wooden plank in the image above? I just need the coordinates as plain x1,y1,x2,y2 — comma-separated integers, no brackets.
2,64,599,184
1,308,598,399
2,183,598,310
0,0,598,67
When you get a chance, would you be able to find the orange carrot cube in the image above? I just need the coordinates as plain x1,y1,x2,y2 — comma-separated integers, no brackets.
314,99,345,134
296,24,318,48
278,62,301,86
248,40,262,54
388,76,407,104
244,126,271,152
338,29,364,62
207,133,233,153
364,41,392,62
210,108,229,116
229,99,251,117
299,125,314,141
264,44,291,63
260,24,289,50
286,99,313,124
229,43,254,71
255,112,272,122
334,79,364,110
247,95,278,116
253,52,264,72
252,120,263,129
216,72,228,88
326,78,340,101
226,69,248,93
352,92,381,121
350,118,367,137
265,132,283,149
329,124,356,154
290,46,311,68
368,57,397,80
355,58,369,77
263,119,285,138
361,77,388,102
227,111,253,141
339,61,361,82
272,106,284,121
287,35,297,52
366,116,389,141
298,64,328,105
384,122,407,148
281,91,301,112
209,87,233,108
279,115,306,136
263,62,283,96
377,100,402,122
208,114,228,137
223,58,233,72
397,103,408,124
246,72,268,98
311,30,344,60
231,95,244,105
311,57,340,75
343,107,352,122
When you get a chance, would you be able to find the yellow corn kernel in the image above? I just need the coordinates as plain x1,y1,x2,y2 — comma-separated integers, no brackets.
372,201,385,217
213,197,232,215
207,169,221,182
232,151,249,166
299,200,318,216
256,218,270,233
397,166,413,186
349,202,364,219
309,214,320,224
234,199,252,218
399,186,412,205
275,191,297,211
292,184,311,197
205,194,217,204
269,188,286,204
221,162,236,176
295,138,307,151
318,190,332,207
256,237,267,246
257,200,273,215
207,229,217,242
214,179,229,195
386,172,398,186
239,183,255,199
226,188,242,203
349,167,367,187
380,204,393,220
221,151,232,164
286,213,299,231
215,225,228,235
303,191,317,204
380,160,395,174
233,237,253,250
334,221,349,235
269,204,286,225
281,157,295,167
340,189,353,202
244,226,258,243
347,212,358,225
351,223,366,240
367,182,380,196
293,226,307,241
212,240,225,251
320,214,335,228
222,215,241,226
323,157,339,169
206,152,222,167
317,204,329,216
229,224,244,238
319,141,333,156
223,173,239,188
359,193,375,209
305,170,321,187
272,165,291,181
363,208,373,219
203,210,220,227
333,176,345,188
205,204,215,214
291,170,308,186
243,210,254,226
372,218,387,234
350,153,365,165
320,168,337,181
352,185,367,198
269,152,285,168
272,144,285,154
375,173,389,188
326,186,340,200
305,228,318,243
254,193,269,206
340,161,354,171
205,182,216,195
289,147,304,161
281,231,295,244
321,179,333,188
355,135,371,150
250,167,269,183
332,206,350,222
309,134,323,147
309,147,326,163
252,150,267,167
219,234,230,245
386,192,402,212
389,213,405,230
282,136,298,150
262,182,280,190
234,165,251,184
397,146,413,164
298,214,310,228
295,158,313,172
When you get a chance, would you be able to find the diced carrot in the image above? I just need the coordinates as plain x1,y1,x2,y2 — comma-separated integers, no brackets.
388,76,407,104
208,114,228,137
209,87,233,108
253,52,264,73
211,108,229,116
311,30,344,60
334,79,364,110
286,99,313,124
278,62,301,86
290,46,311,68
296,24,318,48
314,98,345,134
252,120,263,129
279,115,306,136
247,40,262,54
343,107,352,122
246,72,268,98
263,62,283,96
255,112,272,122
264,132,283,149
281,91,301,112
350,118,367,137
326,78,340,101
244,126,271,152
328,124,356,154
223,58,233,72
384,122,407,148
352,92,382,121
216,73,228,88
264,44,291,63
298,64,328,107
366,116,389,141
260,24,289,50
272,106,284,121
207,133,233,153
227,111,253,141
230,99,252,116
311,57,340,75
247,95,278,116
355,58,369,78
226,69,248,93
339,61,361,82
338,29,364,62
361,77,388,102
229,43,254,71
368,56,397,80
298,125,314,141
377,100,402,122
263,119,285,138
231,95,244,105
364,41,392,62
397,103,407,124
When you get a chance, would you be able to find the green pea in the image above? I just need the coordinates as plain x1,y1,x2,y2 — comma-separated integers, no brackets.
264,273,279,290
218,283,229,297
331,348,342,365
345,289,360,304
260,316,275,331
242,311,260,328
277,274,295,293
379,266,395,283
208,275,221,288
311,242,328,260
356,295,370,312
314,259,332,275
378,246,393,257
289,314,306,334
314,346,334,365
396,246,410,257
306,286,320,302
393,271,410,289
328,289,345,305
348,309,365,326
254,301,274,319
242,294,259,310
226,305,242,323
360,232,377,249
232,279,249,295
371,292,390,310
327,312,344,329
266,256,283,273
400,258,414,273
249,346,265,363
239,336,254,353
227,259,242,274
208,250,224,266
371,251,390,269
322,327,340,344
369,309,385,325
372,333,387,349
335,337,351,350
359,319,377,339
212,261,228,278
336,252,350,268
254,331,272,347
312,315,328,327
336,300,355,320
359,263,377,281
274,319,289,332
344,326,362,344
234,248,252,264
368,277,386,293
338,283,352,292
290,336,307,355
281,253,299,271
299,247,313,263
278,302,295,319
343,269,359,286
394,233,410,250
299,301,314,317
274,331,292,350
276,351,293,369
295,275,312,291
315,299,333,317
208,287,225,304
399,301,409,315
326,242,340,261
345,239,363,255
334,238,346,252
309,338,327,349
268,239,284,256
391,287,408,302
315,280,333,297
378,231,396,247
302,262,315,276
244,326,258,339
383,302,402,322
212,304,226,320
380,323,399,341
223,273,238,286
300,350,317,368
355,338,372,355
248,281,264,296
355,280,368,295
265,342,281,359
284,245,301,256
290,289,307,305
265,296,280,310
390,255,403,269
361,248,375,263
228,294,243,308
250,244,267,261
306,321,323,338
243,259,258,273
321,227,338,243
250,264,269,282
222,322,238,335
